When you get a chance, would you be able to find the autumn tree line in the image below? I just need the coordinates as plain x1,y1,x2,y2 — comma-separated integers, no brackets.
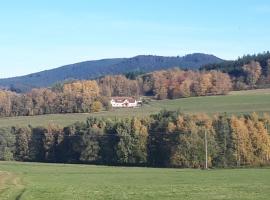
0,54,268,117
0,52,269,118
203,52,270,89
1,111,270,168
0,69,232,117
98,68,232,100
0,80,103,117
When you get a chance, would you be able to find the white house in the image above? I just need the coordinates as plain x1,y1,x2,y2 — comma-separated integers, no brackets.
110,97,141,108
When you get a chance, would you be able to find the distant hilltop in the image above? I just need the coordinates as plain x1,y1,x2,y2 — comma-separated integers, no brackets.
0,53,223,92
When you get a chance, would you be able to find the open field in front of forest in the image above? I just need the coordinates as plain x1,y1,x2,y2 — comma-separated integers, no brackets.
0,161,270,200
0,89,270,128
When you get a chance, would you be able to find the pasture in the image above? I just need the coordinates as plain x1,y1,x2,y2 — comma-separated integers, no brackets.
0,89,270,128
0,162,269,200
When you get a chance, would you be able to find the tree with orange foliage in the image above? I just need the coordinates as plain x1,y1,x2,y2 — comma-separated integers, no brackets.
242,61,262,88
192,73,212,96
209,71,232,95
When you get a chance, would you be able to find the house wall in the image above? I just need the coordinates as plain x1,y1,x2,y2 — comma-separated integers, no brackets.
127,102,137,107
110,100,138,108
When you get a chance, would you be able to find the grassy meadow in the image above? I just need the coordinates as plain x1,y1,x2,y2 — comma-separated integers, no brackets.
0,89,270,128
0,161,270,200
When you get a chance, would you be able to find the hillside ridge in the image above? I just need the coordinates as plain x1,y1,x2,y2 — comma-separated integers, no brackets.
0,53,223,92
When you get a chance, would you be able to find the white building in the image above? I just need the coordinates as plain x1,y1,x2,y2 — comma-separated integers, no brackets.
110,97,141,108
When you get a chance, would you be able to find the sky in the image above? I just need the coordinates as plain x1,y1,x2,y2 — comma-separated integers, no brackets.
1,0,270,78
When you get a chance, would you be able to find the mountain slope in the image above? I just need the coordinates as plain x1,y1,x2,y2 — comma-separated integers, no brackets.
0,53,223,92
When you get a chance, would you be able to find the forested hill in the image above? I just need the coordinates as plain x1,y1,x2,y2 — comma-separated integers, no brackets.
201,52,270,77
0,53,223,92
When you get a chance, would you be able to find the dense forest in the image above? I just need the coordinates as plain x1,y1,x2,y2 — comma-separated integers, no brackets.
1,111,270,168
0,54,223,92
202,52,270,89
0,69,231,117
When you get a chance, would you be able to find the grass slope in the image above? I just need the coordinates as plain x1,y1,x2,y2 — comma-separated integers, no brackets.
0,89,270,128
0,162,269,200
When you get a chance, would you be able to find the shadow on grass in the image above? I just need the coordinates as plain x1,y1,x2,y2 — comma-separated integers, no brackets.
15,188,26,200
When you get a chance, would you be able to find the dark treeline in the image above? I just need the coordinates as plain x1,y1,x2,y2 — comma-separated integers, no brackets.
202,52,270,89
1,111,270,168
0,69,232,117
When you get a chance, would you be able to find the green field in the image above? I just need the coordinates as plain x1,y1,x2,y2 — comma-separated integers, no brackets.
0,89,270,128
0,162,269,200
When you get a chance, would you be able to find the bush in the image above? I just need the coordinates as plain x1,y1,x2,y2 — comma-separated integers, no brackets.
91,101,103,112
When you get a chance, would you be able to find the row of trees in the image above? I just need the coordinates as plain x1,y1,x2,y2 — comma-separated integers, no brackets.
1,111,270,168
203,52,270,89
0,81,102,117
139,69,232,99
0,69,232,117
99,69,232,100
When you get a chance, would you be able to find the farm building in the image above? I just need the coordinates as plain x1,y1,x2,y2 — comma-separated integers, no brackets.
110,97,141,108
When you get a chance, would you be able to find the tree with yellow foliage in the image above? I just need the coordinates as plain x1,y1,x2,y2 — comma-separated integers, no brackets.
192,73,212,96
242,61,262,88
91,101,103,112
230,116,253,166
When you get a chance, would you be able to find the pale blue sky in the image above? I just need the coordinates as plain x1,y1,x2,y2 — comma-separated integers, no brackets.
1,0,270,78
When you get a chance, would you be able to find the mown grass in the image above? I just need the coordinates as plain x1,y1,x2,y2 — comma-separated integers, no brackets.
0,161,269,200
0,89,270,128
0,170,24,200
